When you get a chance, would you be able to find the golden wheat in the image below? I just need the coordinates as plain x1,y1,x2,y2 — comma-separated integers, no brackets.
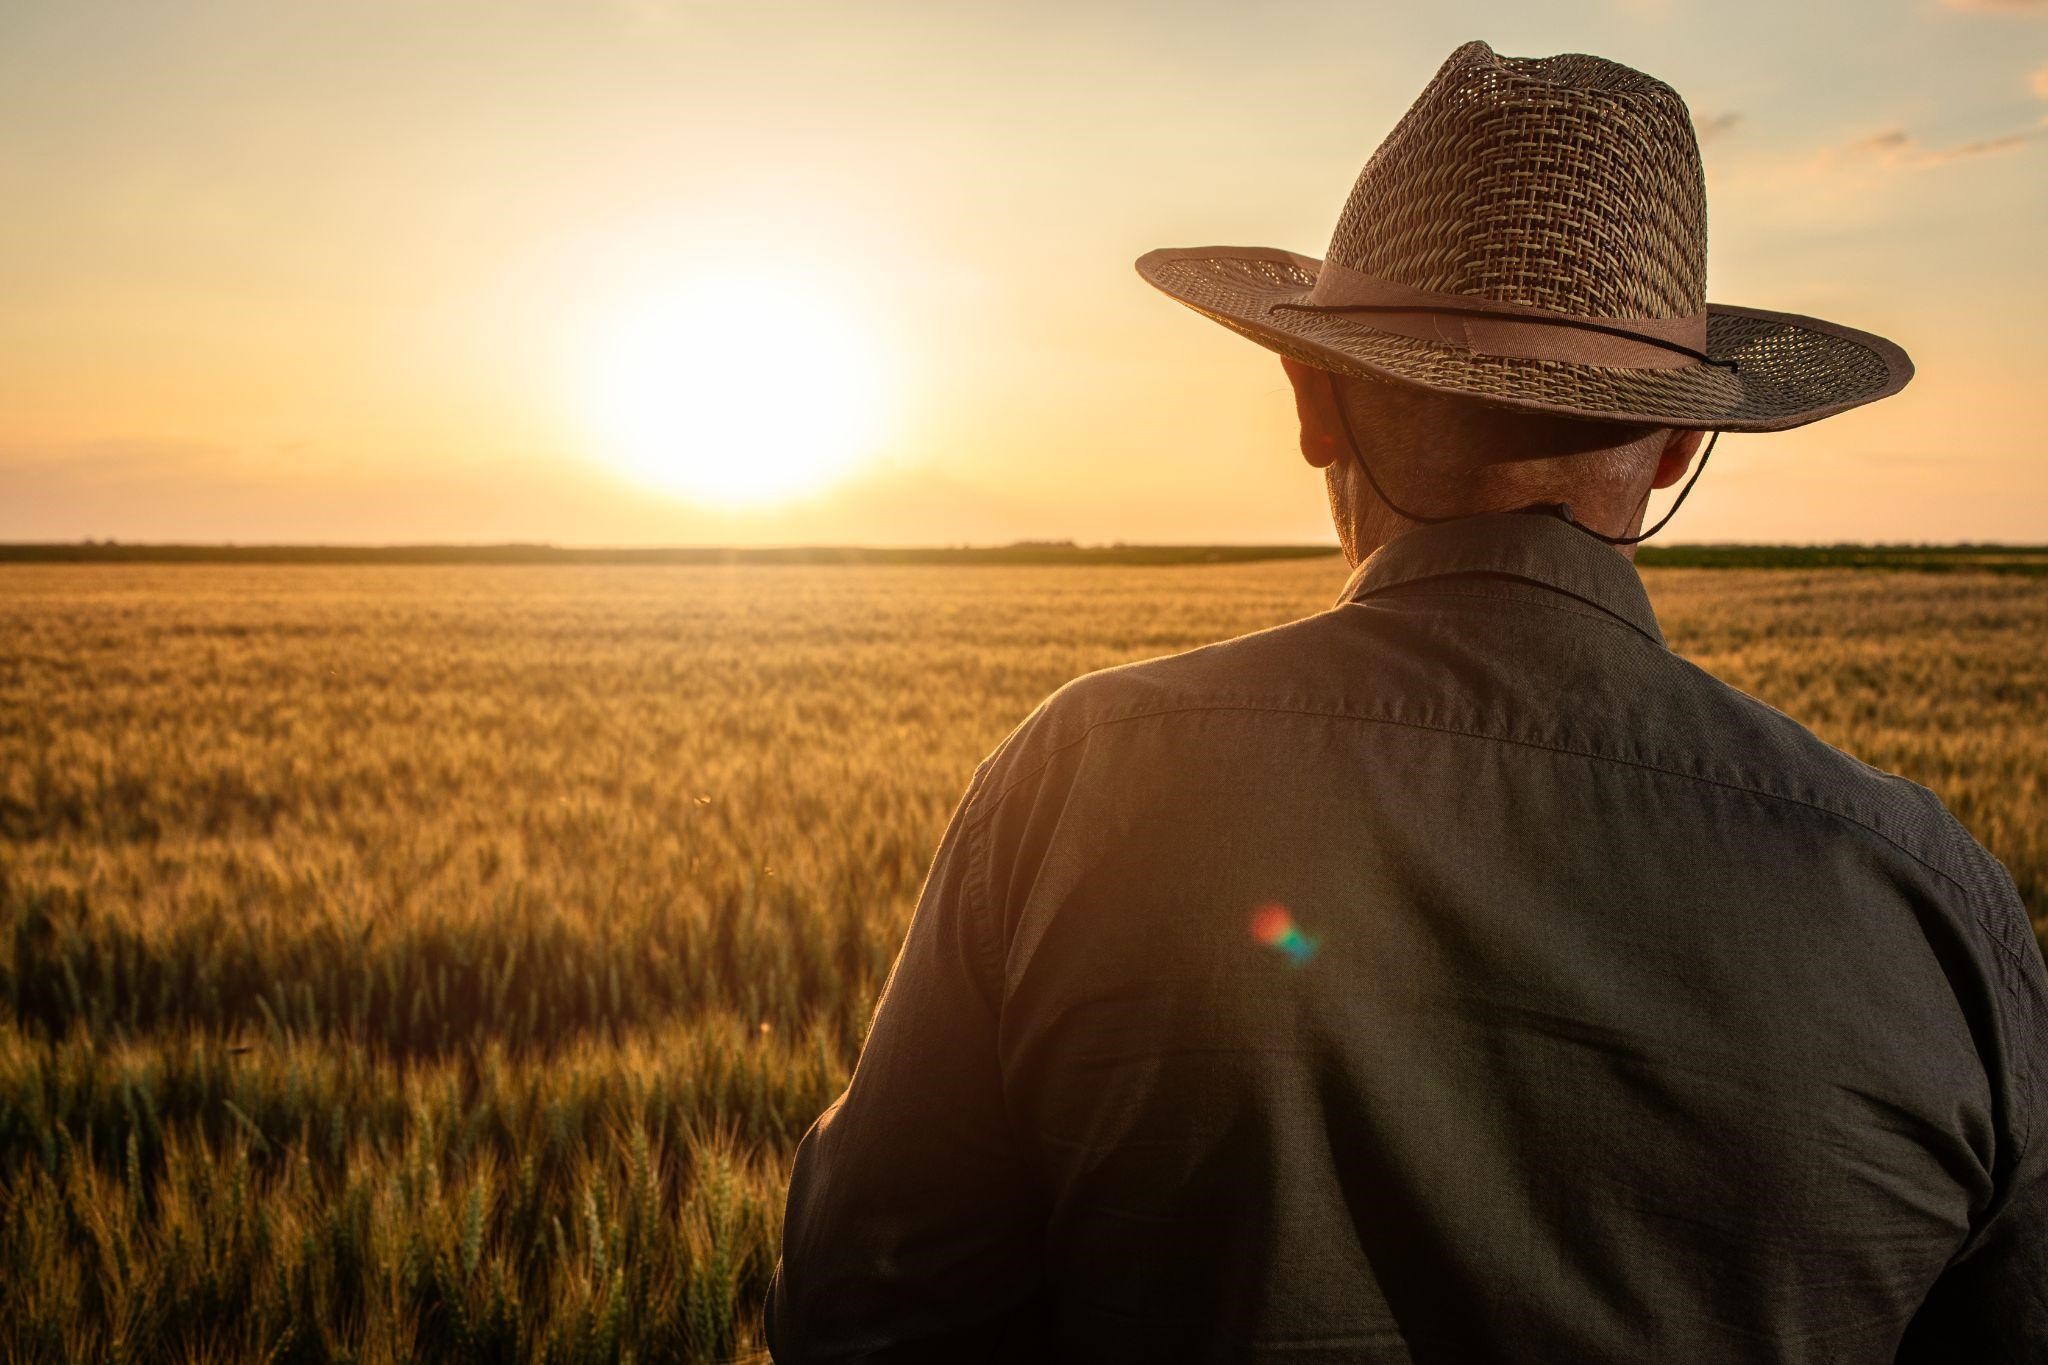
1,560,2040,1362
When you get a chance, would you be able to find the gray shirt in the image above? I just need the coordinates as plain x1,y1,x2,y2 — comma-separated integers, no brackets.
766,509,2048,1363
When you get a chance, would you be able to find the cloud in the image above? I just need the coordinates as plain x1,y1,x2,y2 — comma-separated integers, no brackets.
1721,113,2046,221
1725,65,2047,203
1940,0,2048,12
1843,123,2042,167
1694,111,1743,142
0,438,243,481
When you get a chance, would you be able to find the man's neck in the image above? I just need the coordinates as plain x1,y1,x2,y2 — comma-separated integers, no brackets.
1348,499,1646,567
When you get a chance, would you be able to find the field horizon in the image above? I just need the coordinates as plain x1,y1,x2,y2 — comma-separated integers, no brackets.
4,541,2048,571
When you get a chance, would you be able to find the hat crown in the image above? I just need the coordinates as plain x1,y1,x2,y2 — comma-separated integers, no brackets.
1328,40,1707,322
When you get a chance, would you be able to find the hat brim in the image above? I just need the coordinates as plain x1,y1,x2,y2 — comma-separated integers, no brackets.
1136,246,1913,432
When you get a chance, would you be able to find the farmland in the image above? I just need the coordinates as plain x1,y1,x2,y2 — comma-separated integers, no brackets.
2,559,2044,1362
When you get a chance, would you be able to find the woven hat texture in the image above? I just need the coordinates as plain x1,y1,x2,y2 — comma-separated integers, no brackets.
1136,40,1913,432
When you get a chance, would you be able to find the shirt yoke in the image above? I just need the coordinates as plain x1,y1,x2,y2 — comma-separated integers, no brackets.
973,599,2019,962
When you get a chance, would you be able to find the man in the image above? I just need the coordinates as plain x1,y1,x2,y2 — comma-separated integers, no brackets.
766,40,2048,1363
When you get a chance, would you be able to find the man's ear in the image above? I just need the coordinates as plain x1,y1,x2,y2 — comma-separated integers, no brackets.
1280,355,1344,470
1650,427,1706,490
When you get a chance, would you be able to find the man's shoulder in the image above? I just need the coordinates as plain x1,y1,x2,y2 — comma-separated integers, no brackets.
967,612,1344,798
1655,650,2022,923
1052,613,1335,712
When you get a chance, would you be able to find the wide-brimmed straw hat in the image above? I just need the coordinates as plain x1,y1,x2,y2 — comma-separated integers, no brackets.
1136,39,1913,432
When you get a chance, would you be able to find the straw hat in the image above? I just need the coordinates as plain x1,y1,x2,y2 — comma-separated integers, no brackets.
1136,39,1913,432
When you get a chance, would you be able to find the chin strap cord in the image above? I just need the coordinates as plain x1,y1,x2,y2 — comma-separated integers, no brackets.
1325,368,1721,547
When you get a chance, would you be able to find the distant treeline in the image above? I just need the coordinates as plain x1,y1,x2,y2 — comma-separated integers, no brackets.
1634,545,2048,574
0,541,1338,566
2,541,2046,571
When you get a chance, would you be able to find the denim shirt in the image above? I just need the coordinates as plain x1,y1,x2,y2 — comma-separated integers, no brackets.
766,511,2048,1364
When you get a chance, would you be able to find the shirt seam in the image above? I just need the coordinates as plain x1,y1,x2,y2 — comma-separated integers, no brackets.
967,700,1991,931
1361,585,1656,640
960,755,1002,1001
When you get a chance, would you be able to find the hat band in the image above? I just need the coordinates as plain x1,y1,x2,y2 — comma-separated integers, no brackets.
1273,257,1712,370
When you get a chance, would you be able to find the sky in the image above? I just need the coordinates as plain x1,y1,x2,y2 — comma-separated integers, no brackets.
3,0,2045,546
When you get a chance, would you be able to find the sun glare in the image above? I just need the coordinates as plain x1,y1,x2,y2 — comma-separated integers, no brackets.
579,271,892,507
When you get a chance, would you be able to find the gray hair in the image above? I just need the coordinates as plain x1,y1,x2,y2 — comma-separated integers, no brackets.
1334,371,1666,495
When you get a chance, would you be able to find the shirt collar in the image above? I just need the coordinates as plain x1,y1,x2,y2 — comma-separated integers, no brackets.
1334,509,1667,648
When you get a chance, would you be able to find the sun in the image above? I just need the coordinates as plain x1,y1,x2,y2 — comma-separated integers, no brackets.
577,270,892,506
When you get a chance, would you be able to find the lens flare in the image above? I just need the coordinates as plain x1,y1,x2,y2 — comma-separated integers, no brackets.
1250,902,1318,965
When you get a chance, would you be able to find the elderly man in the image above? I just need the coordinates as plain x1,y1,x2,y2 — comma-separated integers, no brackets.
766,40,2048,1363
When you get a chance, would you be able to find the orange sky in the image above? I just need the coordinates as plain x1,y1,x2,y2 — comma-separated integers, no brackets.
3,0,2045,545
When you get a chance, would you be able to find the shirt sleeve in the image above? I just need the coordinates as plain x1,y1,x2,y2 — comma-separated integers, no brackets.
1897,838,2048,1363
763,752,1049,1364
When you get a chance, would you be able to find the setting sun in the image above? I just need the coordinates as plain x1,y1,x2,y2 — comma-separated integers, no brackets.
577,270,893,507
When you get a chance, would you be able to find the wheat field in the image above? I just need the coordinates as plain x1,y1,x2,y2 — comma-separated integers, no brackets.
1,559,2042,1363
